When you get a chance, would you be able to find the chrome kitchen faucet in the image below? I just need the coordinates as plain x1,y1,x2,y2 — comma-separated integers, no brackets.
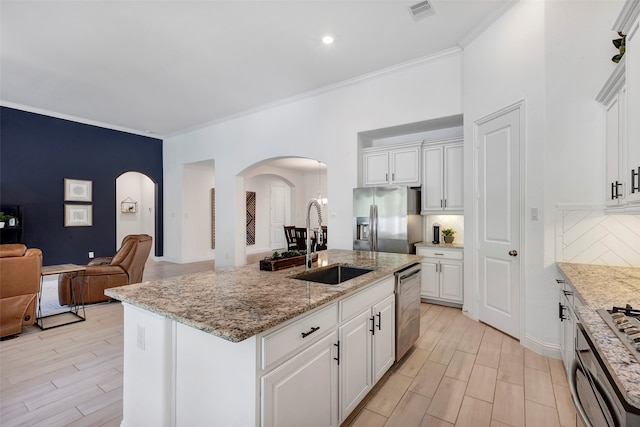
305,200,323,270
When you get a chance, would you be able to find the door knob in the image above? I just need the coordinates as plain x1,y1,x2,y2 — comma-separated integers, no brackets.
509,250,518,257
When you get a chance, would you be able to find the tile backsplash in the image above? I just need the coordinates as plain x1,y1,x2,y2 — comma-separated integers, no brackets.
556,207,640,267
425,215,464,244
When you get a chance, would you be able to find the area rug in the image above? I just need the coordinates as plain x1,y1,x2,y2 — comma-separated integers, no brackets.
39,274,70,315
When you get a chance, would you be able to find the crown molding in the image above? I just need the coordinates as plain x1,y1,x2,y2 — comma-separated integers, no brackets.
458,0,520,48
165,47,463,138
0,101,163,139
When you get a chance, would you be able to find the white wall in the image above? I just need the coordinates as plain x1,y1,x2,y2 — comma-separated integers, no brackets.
179,160,215,263
164,49,463,267
116,171,156,255
463,0,625,355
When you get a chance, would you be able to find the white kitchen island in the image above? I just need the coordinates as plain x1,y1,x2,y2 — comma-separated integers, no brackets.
105,249,421,427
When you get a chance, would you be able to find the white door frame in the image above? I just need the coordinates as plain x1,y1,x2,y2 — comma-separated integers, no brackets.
473,100,526,340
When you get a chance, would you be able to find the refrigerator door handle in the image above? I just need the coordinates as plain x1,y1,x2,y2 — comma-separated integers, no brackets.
369,204,375,251
372,205,378,252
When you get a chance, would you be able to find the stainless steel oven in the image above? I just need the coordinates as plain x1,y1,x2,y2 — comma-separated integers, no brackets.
570,321,640,427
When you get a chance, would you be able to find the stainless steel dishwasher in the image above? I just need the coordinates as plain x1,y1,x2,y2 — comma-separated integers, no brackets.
395,263,421,361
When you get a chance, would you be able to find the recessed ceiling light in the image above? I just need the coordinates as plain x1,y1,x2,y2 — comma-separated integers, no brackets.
322,35,334,45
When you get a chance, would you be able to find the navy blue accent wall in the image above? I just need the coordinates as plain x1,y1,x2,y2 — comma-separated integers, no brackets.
0,107,163,265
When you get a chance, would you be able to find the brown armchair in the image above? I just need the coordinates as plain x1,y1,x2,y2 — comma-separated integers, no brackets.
58,234,152,305
0,244,42,338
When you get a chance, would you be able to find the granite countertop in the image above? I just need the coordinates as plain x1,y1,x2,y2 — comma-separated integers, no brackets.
106,249,421,343
556,262,640,409
415,242,464,249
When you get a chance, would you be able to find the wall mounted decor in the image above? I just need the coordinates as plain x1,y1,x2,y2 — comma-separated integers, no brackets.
64,178,92,202
121,197,138,213
246,191,256,245
64,204,93,227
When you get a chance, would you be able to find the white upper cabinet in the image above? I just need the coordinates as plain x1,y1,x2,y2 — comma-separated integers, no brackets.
421,139,463,213
625,13,640,204
598,1,640,212
363,142,422,187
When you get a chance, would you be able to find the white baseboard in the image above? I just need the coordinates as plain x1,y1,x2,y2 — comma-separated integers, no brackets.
521,334,562,360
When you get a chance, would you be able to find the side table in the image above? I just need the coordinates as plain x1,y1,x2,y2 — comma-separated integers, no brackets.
37,264,87,330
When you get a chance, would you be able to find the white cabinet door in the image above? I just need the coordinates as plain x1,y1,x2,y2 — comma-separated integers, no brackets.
420,260,439,298
372,294,395,383
421,141,463,213
262,331,339,427
443,144,464,211
363,151,390,186
422,146,443,211
606,90,624,206
439,260,463,303
362,142,422,187
390,146,421,185
626,17,640,204
339,310,372,421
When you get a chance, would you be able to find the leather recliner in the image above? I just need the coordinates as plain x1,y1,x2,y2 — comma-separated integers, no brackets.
58,234,152,305
0,244,42,338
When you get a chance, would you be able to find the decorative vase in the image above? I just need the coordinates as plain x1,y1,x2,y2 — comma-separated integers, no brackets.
443,235,454,244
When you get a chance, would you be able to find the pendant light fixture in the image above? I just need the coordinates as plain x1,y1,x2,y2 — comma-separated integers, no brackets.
316,161,328,206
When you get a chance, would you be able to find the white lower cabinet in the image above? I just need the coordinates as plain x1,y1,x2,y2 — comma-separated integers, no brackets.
417,247,463,305
338,279,395,423
121,275,398,427
261,331,339,427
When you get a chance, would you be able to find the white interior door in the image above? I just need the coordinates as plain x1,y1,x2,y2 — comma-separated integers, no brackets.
270,185,285,250
476,104,522,339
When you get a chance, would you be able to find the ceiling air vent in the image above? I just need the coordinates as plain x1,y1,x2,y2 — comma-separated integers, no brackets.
409,0,435,21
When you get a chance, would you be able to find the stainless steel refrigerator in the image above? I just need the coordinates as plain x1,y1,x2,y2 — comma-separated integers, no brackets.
353,186,423,254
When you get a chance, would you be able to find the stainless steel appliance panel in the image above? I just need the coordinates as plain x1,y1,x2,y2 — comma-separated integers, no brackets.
395,263,421,361
353,186,422,254
570,321,640,427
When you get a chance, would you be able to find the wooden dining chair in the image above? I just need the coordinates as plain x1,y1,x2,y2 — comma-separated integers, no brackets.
294,227,307,251
283,226,299,251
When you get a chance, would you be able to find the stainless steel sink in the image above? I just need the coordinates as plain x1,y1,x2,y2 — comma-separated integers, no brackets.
292,264,374,285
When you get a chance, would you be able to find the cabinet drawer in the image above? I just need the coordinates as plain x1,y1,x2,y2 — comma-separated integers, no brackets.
417,248,463,260
262,302,338,370
340,277,394,321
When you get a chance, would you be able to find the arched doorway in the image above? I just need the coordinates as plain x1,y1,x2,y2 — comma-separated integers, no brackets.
238,157,328,264
115,171,156,257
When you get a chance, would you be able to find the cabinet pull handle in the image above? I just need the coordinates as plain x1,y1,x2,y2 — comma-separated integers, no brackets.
611,182,616,200
301,326,320,338
434,252,444,256
632,167,640,194
385,173,388,182
563,290,573,296
444,199,447,208
559,302,566,321
555,279,565,284
334,341,340,365
376,312,382,330
370,316,375,335
440,199,443,208
392,172,395,181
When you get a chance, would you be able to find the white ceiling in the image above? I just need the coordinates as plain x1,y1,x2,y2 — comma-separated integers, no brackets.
1,0,513,138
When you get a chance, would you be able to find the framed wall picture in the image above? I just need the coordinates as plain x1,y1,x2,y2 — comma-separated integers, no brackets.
64,178,92,202
64,204,93,227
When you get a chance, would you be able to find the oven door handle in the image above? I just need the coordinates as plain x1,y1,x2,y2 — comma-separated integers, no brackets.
569,359,595,427
570,357,623,427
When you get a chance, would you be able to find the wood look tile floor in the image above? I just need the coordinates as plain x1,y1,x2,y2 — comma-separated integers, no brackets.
347,304,577,427
1,258,577,426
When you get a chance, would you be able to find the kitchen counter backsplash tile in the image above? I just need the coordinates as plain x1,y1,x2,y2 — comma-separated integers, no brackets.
557,262,640,409
106,249,421,343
